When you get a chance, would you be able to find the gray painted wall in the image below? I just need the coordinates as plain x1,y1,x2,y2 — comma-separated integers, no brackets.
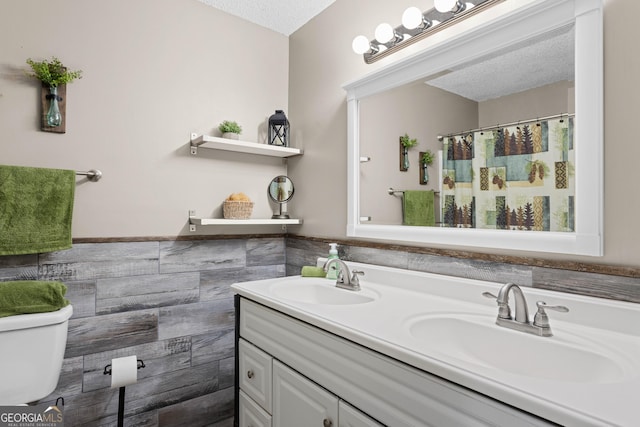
288,0,640,268
0,0,289,238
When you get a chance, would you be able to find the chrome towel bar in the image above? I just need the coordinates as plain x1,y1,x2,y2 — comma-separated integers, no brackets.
76,169,102,182
388,187,439,196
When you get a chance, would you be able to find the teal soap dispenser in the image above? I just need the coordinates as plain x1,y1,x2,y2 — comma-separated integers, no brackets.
326,243,340,280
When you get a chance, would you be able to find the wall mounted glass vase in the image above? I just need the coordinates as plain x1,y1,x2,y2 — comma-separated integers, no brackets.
41,83,66,133
400,141,409,171
419,151,429,185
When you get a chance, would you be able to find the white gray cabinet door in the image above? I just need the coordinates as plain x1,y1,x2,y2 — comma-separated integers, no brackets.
339,401,383,427
273,360,338,427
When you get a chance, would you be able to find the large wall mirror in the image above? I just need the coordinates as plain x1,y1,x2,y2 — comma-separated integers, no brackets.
344,0,603,256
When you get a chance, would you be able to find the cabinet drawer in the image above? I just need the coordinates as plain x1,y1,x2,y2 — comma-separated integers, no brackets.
239,390,272,427
239,338,273,413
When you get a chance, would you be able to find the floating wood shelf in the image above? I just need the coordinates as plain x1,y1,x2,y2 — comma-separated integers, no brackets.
190,134,302,158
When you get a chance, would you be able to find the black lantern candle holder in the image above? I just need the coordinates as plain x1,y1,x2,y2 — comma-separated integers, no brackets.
268,109,290,147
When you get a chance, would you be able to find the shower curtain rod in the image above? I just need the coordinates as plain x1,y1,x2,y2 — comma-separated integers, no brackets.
437,112,575,141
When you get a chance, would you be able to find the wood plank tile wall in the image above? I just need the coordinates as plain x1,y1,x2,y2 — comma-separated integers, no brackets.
0,238,286,426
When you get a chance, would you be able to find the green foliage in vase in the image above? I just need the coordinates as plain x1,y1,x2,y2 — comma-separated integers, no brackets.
26,57,82,87
421,150,434,166
218,120,242,134
400,133,418,148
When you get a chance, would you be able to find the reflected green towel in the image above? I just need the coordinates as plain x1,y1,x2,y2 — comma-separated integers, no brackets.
0,165,75,255
0,281,70,318
403,190,435,226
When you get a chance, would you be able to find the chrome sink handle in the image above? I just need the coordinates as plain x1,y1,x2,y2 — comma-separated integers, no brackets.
533,301,569,328
482,291,511,320
350,270,364,290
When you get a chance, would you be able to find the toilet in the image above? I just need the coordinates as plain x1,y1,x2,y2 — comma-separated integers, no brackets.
0,305,73,405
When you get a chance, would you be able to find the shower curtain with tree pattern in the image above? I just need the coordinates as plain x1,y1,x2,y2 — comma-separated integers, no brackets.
441,117,574,232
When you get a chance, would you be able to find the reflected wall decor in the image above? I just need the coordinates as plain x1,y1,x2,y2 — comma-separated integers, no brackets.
441,117,574,232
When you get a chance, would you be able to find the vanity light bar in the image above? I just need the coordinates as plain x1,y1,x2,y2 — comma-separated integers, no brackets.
354,0,504,64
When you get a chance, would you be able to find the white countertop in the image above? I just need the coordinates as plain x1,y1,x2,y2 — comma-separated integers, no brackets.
231,260,640,426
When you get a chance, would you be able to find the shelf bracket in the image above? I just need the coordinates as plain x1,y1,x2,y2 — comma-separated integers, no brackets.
189,209,196,232
190,132,199,155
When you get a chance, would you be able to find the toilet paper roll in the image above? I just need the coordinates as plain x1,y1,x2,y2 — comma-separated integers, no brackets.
110,355,138,389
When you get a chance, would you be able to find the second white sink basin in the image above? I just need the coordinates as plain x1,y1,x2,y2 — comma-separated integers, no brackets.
406,313,636,384
268,278,378,305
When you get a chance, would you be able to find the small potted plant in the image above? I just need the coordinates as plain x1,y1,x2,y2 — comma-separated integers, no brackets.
218,120,242,140
420,150,434,184
26,57,82,129
399,133,418,171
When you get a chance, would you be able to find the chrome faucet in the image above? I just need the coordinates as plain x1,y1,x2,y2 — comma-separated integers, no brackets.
322,259,364,291
483,283,569,337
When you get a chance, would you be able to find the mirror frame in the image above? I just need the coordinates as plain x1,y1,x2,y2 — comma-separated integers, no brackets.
343,0,603,256
268,175,295,203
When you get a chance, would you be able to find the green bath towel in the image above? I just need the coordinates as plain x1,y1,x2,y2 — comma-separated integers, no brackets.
0,165,75,255
403,190,435,226
301,266,326,277
0,281,70,318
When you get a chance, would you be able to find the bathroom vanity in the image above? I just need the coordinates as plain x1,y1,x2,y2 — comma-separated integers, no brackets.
232,261,639,426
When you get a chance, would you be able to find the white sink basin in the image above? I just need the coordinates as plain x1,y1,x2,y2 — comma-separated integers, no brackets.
268,278,378,305
407,313,636,384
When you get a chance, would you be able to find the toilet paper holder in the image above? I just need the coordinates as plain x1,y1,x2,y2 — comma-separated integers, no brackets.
103,358,145,427
103,358,145,375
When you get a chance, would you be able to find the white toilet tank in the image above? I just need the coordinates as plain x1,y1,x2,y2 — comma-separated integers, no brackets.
0,305,73,405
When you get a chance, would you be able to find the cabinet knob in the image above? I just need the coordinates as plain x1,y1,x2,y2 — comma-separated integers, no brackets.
247,370,254,379
323,418,333,427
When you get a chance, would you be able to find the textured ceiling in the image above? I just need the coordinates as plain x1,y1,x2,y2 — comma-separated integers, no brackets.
425,25,575,102
195,0,337,36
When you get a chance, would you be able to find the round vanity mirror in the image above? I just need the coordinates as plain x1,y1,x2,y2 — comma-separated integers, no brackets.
268,175,294,218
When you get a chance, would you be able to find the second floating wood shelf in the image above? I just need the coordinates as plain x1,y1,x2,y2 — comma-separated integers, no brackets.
190,217,302,226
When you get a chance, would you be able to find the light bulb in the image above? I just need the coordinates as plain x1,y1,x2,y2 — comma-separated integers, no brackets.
434,0,465,13
375,23,394,44
402,7,423,30
352,35,371,54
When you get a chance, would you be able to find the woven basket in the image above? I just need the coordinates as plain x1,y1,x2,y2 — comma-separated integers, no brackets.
223,201,254,219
